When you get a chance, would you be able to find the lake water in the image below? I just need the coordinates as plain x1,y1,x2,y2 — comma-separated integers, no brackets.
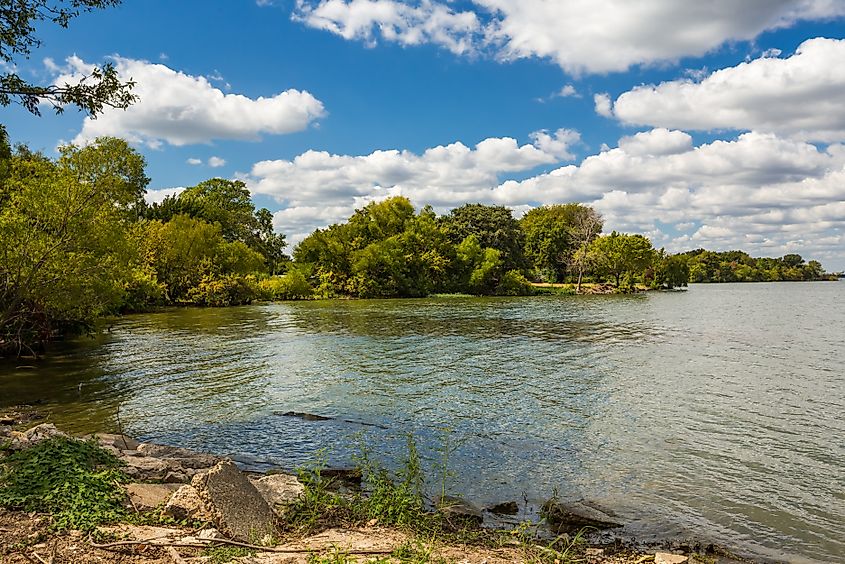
1,282,843,563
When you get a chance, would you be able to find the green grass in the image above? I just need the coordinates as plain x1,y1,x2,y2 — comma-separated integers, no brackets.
204,545,256,563
0,436,129,531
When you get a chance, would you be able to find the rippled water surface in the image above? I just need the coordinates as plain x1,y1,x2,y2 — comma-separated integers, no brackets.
2,283,844,562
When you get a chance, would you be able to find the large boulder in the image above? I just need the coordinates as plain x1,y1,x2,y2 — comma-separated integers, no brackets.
191,460,277,543
541,499,622,533
6,423,67,450
118,443,222,482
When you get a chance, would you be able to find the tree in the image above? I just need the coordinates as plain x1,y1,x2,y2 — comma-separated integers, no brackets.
0,138,144,354
0,0,136,115
655,253,690,289
442,203,526,271
520,204,602,282
588,232,656,288
148,178,289,274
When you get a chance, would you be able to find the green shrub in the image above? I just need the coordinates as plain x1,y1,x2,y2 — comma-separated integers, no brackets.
495,270,534,296
186,274,260,306
258,269,314,300
0,436,128,530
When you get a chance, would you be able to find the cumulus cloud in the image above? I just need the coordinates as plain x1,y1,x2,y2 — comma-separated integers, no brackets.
53,56,326,147
241,130,845,268
594,93,612,117
293,0,845,73
144,187,185,204
186,158,203,166
293,0,481,55
208,156,227,168
608,37,845,142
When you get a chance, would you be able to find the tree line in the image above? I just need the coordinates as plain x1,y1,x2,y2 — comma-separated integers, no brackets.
0,135,833,356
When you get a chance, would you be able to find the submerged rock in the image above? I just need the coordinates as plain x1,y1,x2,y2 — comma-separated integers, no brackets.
436,495,484,526
487,501,519,515
191,460,277,543
277,411,333,421
541,499,622,533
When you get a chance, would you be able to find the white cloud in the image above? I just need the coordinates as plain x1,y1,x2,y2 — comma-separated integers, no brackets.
617,129,692,157
186,158,202,166
528,128,580,161
208,156,227,168
294,0,845,73
54,56,326,147
293,0,481,55
144,187,185,204
242,130,845,269
594,93,612,117
608,37,845,142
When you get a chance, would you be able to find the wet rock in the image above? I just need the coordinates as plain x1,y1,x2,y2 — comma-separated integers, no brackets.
163,485,214,522
436,495,483,526
487,501,519,515
655,553,688,564
321,467,362,490
541,499,622,533
96,433,141,451
277,411,333,421
191,460,277,543
252,473,305,509
122,455,171,481
136,443,221,470
125,483,181,511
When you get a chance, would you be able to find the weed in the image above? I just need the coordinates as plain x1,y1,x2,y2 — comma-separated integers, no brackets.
0,436,128,530
204,545,256,563
392,539,450,563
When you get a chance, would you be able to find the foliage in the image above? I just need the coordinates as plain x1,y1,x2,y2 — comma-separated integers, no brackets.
0,0,136,115
0,138,145,354
520,204,603,283
204,545,255,563
259,269,314,300
588,231,656,288
496,270,534,296
655,253,690,289
442,203,526,271
0,436,128,530
680,249,831,283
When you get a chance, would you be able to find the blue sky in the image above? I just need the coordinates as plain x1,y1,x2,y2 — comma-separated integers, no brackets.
4,1,845,269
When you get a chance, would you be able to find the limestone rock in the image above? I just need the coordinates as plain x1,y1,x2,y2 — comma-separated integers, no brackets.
96,433,141,451
7,423,67,449
191,460,277,543
541,499,622,533
436,495,483,526
163,485,214,522
655,553,688,564
122,455,171,481
125,483,181,511
252,473,305,508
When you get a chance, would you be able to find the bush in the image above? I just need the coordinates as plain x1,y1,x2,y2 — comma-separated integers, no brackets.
186,274,260,306
258,269,314,300
495,270,534,296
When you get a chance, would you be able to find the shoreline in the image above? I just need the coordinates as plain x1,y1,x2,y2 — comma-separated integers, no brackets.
0,412,757,564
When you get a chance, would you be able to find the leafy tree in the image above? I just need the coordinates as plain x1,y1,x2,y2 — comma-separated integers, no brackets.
146,178,288,273
0,0,136,115
520,204,602,282
589,232,656,288
0,138,142,354
442,203,526,271
655,252,690,289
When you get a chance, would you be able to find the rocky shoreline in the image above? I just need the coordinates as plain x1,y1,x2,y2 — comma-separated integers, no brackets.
1,412,750,564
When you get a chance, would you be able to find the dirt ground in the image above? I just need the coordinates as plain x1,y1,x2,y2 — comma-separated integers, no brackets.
1,509,660,564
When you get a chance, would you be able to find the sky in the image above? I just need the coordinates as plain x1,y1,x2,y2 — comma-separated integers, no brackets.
4,0,845,270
